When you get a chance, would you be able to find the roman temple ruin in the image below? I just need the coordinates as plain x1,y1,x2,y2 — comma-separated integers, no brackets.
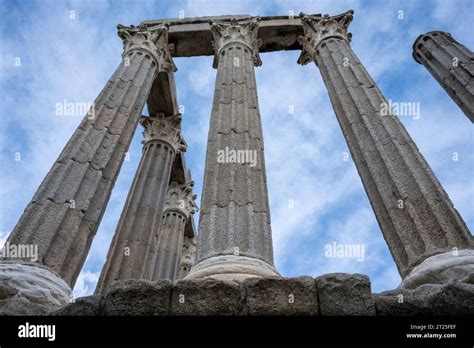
1,10,473,316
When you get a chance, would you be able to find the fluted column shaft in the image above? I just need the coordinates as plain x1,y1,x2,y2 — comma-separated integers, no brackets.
152,181,197,280
153,211,186,280
187,18,279,282
413,31,474,122
2,25,173,303
298,11,473,287
96,114,186,292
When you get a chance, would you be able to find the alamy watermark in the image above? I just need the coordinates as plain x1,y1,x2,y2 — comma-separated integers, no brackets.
380,99,420,120
0,242,38,262
55,99,95,119
18,322,55,341
217,147,258,167
324,242,365,262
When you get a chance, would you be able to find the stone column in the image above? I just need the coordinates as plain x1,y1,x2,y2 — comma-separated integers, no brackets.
413,31,474,122
95,114,186,292
152,181,197,281
0,24,175,306
186,18,279,282
298,11,474,289
178,236,197,279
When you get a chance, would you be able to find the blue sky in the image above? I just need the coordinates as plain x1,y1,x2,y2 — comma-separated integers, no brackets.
0,0,473,297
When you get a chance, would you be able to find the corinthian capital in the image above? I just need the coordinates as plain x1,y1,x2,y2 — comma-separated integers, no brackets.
163,181,198,219
181,236,197,266
140,113,187,153
117,23,176,72
209,17,262,68
297,10,354,65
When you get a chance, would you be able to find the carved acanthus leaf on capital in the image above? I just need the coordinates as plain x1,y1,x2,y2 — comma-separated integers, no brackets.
140,113,187,153
180,236,197,267
297,10,354,65
117,23,177,72
209,17,262,68
163,181,198,219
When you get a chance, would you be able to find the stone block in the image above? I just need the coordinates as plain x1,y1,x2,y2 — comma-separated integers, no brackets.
101,279,171,315
0,298,52,316
317,273,376,315
51,295,101,316
171,278,242,315
243,276,318,315
374,282,474,315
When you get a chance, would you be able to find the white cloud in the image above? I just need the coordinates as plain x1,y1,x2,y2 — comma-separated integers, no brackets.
73,270,100,298
0,230,8,249
432,0,474,39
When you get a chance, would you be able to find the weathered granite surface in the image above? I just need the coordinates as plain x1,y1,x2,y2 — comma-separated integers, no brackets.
171,278,243,315
1,273,471,316
141,15,308,57
316,273,375,315
375,282,474,315
178,236,197,279
400,249,474,289
96,114,186,293
298,11,474,280
0,262,71,308
244,276,318,315
188,17,279,282
52,295,102,316
2,11,473,321
413,31,474,122
0,298,52,316
2,24,173,294
101,279,172,315
152,182,197,281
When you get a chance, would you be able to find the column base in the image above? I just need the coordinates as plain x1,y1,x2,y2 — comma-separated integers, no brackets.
184,255,280,283
399,249,474,289
0,262,72,307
